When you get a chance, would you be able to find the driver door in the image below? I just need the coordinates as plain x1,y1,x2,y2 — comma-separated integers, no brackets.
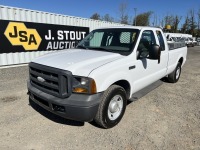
131,30,168,93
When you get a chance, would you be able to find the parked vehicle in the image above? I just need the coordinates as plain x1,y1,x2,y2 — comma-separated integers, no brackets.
197,38,200,46
167,37,177,43
192,37,197,46
180,37,194,47
164,33,195,47
27,26,187,128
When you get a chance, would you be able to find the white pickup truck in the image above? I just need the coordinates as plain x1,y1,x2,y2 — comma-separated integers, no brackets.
28,26,187,128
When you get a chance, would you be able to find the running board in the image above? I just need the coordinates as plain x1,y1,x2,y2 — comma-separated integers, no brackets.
129,80,163,101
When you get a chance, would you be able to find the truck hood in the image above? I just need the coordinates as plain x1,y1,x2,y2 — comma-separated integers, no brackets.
32,49,123,76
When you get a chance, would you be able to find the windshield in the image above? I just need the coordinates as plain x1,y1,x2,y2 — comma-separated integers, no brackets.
76,28,139,55
189,38,193,41
171,37,177,42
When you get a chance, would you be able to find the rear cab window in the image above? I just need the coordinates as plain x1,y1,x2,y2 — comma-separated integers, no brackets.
156,30,165,51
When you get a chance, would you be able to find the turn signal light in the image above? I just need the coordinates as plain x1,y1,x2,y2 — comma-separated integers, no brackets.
72,77,97,94
73,88,88,93
91,79,97,94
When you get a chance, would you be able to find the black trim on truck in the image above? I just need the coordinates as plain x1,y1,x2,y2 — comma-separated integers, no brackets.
28,81,102,122
29,62,72,98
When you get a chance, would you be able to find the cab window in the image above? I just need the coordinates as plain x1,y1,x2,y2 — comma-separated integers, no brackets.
156,31,165,51
137,30,156,59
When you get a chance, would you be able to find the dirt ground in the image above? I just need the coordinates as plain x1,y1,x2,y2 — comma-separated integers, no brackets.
0,47,199,150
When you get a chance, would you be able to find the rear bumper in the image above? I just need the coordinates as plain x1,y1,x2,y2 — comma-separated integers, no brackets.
27,81,102,122
186,43,193,47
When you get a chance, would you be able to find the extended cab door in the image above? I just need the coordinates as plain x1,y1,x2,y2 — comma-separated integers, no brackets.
131,29,168,93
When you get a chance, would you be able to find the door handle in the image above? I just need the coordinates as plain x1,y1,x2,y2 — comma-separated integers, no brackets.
129,65,136,70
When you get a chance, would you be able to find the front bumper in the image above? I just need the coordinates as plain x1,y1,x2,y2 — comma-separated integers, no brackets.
27,81,102,122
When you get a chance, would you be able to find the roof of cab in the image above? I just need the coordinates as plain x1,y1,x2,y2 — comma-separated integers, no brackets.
95,26,162,31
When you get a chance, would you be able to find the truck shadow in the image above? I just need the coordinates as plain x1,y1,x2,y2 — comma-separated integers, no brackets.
160,77,170,83
89,121,105,129
29,98,84,127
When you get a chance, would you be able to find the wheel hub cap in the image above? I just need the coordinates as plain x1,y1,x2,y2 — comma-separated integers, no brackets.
109,101,119,113
176,67,180,79
108,95,123,120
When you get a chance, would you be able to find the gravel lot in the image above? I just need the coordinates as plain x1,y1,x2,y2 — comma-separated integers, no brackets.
0,47,200,150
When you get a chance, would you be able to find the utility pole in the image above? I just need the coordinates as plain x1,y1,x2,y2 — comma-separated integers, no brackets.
134,8,137,26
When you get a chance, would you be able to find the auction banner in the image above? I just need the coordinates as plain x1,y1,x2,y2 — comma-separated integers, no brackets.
0,20,89,54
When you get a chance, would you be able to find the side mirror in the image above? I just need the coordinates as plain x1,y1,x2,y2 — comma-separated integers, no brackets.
149,44,161,64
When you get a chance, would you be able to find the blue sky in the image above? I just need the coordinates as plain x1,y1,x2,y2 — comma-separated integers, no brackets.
0,0,200,25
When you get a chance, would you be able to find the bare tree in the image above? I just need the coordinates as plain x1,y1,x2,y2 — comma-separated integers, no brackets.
188,9,197,36
102,14,114,22
172,15,182,32
133,11,153,26
181,15,190,33
164,15,175,27
160,18,164,28
152,13,158,26
197,9,200,36
118,2,129,24
90,13,101,20
163,15,182,32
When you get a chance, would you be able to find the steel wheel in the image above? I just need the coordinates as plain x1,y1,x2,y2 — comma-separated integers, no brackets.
176,66,181,80
94,85,127,129
168,62,182,83
108,95,123,121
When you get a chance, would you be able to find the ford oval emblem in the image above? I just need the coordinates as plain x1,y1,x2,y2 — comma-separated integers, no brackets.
37,76,45,82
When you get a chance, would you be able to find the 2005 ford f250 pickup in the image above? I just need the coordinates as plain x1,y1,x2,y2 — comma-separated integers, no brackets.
27,26,187,128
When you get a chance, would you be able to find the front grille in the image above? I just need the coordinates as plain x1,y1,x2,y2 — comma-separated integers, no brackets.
29,63,72,98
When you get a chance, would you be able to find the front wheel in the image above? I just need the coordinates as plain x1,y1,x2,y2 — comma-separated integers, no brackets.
94,85,127,129
168,62,181,83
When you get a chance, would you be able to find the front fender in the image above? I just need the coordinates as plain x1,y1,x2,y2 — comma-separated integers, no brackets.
92,71,132,96
88,56,135,98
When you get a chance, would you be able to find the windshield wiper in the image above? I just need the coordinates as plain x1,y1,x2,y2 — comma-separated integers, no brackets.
77,46,113,52
89,47,110,51
76,45,88,49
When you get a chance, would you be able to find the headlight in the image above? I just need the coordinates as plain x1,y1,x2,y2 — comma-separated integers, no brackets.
72,76,97,94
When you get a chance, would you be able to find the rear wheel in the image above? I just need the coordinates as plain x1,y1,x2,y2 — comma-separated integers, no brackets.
94,85,127,129
168,62,181,83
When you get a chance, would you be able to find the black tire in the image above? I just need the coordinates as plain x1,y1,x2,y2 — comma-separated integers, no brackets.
94,85,127,129
168,62,181,83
